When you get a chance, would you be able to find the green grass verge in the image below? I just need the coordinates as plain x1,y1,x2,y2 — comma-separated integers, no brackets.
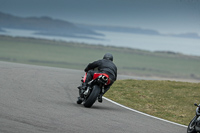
105,79,200,125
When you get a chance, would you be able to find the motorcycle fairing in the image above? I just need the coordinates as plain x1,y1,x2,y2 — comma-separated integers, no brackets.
82,73,87,83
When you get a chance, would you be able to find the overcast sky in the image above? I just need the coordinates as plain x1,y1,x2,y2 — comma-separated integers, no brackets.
0,0,200,35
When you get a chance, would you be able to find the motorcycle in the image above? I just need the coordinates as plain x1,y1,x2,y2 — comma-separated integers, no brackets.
76,72,111,108
187,103,200,133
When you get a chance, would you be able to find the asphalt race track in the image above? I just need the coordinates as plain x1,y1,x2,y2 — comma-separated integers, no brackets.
0,61,187,133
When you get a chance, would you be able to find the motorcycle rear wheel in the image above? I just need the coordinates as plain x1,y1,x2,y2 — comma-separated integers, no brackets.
187,116,197,133
83,85,101,108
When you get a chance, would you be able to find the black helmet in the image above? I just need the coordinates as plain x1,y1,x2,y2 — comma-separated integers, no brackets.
103,53,113,61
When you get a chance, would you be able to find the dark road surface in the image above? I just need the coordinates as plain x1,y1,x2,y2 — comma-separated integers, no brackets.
0,61,187,133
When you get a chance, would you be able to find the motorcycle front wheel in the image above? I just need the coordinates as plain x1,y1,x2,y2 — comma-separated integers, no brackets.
187,116,197,133
83,85,101,108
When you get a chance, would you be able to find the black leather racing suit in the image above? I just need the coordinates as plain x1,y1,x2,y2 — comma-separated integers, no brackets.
84,59,117,93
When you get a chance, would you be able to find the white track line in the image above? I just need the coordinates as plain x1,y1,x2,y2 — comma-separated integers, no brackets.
103,97,187,128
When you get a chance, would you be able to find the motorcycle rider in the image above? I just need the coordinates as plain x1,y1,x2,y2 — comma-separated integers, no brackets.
81,53,117,102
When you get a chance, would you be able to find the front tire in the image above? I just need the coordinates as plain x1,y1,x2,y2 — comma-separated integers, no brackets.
83,85,101,108
187,116,197,133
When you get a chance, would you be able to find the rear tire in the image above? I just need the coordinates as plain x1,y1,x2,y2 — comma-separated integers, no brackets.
187,116,197,133
83,85,101,108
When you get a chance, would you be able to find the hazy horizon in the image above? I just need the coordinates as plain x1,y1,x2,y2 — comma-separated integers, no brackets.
0,0,200,35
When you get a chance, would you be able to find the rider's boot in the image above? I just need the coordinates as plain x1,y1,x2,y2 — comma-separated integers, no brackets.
77,83,87,90
78,83,87,98
77,97,83,104
82,83,87,90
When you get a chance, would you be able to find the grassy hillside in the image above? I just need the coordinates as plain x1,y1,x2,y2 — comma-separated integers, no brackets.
0,35,200,81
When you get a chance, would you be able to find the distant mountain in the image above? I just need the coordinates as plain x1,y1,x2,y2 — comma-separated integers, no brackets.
168,33,200,39
0,12,104,40
76,24,160,35
0,11,199,40
77,24,200,39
